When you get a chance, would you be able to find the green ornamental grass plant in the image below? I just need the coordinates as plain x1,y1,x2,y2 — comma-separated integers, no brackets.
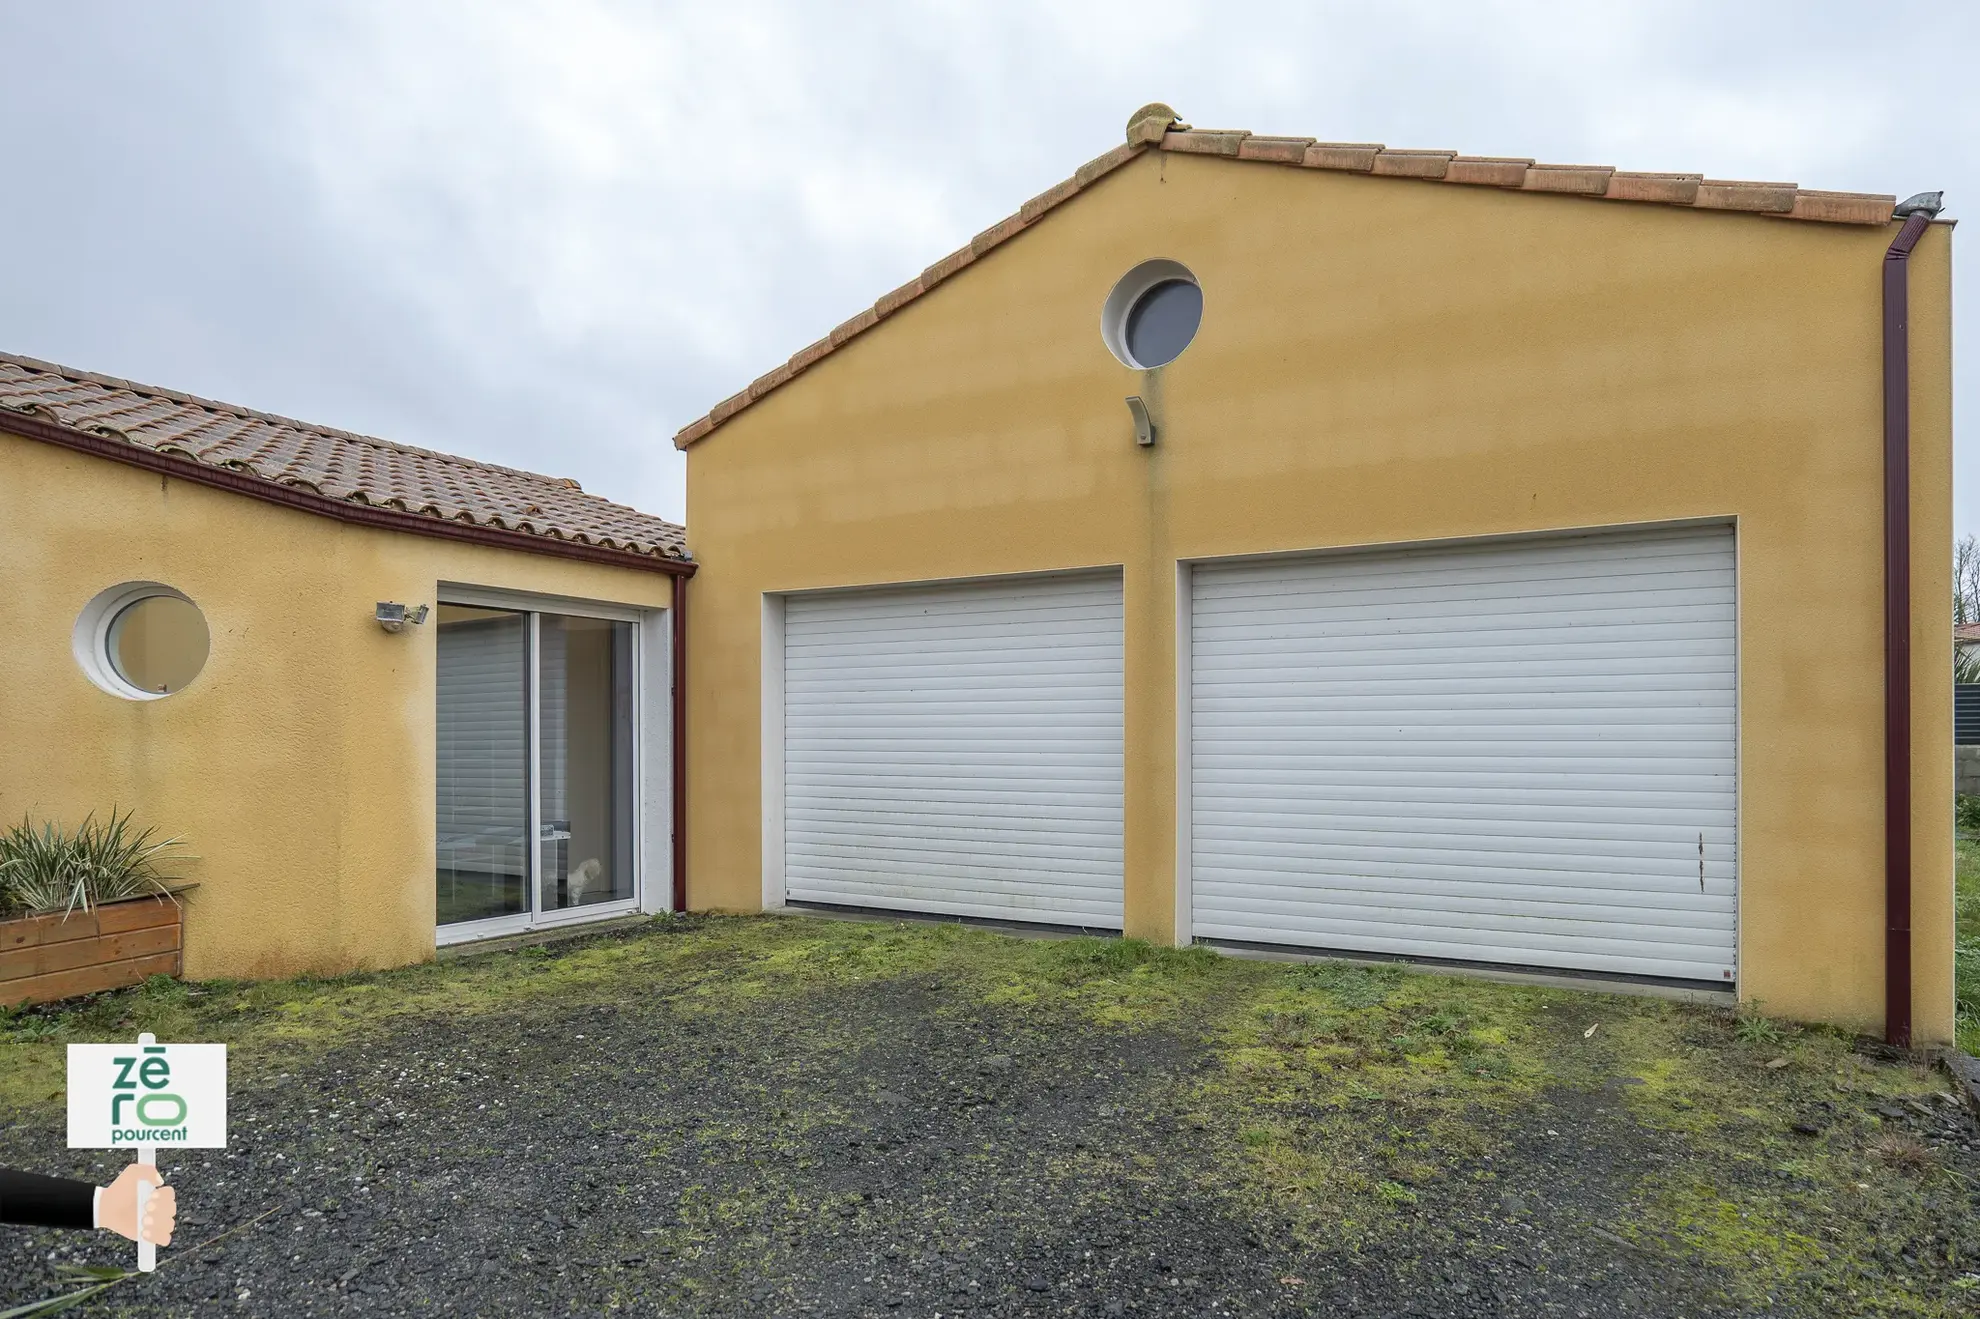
0,810,190,919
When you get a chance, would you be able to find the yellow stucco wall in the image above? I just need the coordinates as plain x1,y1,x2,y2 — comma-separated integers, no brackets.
0,434,674,979
684,150,1955,1041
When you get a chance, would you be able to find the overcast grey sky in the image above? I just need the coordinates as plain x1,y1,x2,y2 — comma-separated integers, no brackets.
2,2,1972,531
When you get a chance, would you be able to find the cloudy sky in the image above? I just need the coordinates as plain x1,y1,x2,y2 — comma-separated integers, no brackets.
2,2,1973,531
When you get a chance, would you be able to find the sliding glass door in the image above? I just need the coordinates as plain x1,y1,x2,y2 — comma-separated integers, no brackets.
437,602,638,937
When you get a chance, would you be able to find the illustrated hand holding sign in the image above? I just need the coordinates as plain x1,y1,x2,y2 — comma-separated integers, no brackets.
68,1033,226,1272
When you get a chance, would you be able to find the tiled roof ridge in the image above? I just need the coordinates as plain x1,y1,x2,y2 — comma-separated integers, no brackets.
0,350,592,493
674,102,1905,450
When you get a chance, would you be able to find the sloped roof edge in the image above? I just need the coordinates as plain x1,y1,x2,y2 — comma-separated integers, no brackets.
675,102,1904,451
2,351,692,570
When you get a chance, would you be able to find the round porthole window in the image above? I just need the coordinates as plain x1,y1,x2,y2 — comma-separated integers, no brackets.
73,582,211,700
1101,259,1203,369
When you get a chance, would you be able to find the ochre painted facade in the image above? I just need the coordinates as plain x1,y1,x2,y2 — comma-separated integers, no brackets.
0,434,673,978
683,149,1955,1040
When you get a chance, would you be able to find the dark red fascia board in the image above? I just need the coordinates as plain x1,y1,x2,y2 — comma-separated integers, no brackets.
4,410,697,578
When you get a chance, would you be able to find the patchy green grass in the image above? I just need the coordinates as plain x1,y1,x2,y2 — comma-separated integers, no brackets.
1958,836,1980,1056
0,916,1221,1112
1183,954,1971,1315
1184,960,1554,1243
3,912,1975,1313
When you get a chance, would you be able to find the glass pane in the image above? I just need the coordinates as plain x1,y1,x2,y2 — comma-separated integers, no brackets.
1124,278,1202,368
108,595,209,694
538,614,636,911
436,605,530,925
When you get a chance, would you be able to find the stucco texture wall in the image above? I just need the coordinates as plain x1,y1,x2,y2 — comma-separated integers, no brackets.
0,434,673,979
684,149,1954,1041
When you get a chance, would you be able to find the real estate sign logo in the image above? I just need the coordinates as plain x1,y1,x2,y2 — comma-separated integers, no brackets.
67,1037,228,1149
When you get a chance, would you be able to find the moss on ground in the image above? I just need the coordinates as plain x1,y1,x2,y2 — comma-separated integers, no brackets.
0,917,1222,1112
4,912,1976,1312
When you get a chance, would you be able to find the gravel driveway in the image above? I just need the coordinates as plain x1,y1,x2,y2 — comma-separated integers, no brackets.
2,914,1977,1317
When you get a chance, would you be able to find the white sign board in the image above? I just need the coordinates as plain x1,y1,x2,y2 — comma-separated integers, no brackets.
67,1040,228,1150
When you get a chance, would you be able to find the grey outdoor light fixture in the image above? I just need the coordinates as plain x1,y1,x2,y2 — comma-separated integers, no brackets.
375,602,430,633
1125,395,1155,447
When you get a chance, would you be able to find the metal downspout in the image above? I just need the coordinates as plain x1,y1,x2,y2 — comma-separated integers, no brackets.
672,570,690,914
1883,192,1943,1048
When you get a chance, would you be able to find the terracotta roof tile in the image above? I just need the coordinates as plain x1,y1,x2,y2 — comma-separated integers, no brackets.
1020,176,1084,222
707,387,753,424
1163,129,1251,157
921,244,976,288
787,335,836,374
674,104,1908,449
1695,179,1799,213
1790,189,1899,225
1606,172,1704,205
1,352,688,561
1524,163,1616,195
1371,148,1458,179
1446,156,1534,187
828,308,880,347
1303,142,1385,171
748,361,794,399
1236,136,1316,165
969,214,1030,258
1075,142,1143,184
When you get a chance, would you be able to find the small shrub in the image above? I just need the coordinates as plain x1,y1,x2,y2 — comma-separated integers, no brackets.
1956,794,1980,836
1297,960,1405,1009
1870,1132,1938,1177
1414,1009,1471,1037
1733,1009,1790,1048
0,811,191,918
0,1003,65,1042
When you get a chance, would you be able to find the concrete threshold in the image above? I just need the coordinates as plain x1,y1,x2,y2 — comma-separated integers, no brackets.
436,913,655,961
1206,941,1736,1004
774,903,1117,942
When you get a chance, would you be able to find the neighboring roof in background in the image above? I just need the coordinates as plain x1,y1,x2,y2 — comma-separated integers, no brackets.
1955,623,1980,645
675,102,1910,451
2,351,690,570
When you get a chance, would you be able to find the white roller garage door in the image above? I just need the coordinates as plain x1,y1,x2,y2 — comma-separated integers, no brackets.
1188,525,1736,983
782,572,1125,928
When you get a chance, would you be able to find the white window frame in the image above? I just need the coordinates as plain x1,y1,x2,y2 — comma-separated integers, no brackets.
1173,560,1193,948
72,580,209,702
761,591,786,911
434,584,669,945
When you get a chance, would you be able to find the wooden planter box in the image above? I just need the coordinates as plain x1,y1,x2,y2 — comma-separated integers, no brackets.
0,893,183,1008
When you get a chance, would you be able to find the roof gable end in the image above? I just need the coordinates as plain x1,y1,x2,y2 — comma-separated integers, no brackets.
676,103,1903,450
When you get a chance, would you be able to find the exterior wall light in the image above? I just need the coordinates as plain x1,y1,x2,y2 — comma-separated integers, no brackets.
375,602,429,633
